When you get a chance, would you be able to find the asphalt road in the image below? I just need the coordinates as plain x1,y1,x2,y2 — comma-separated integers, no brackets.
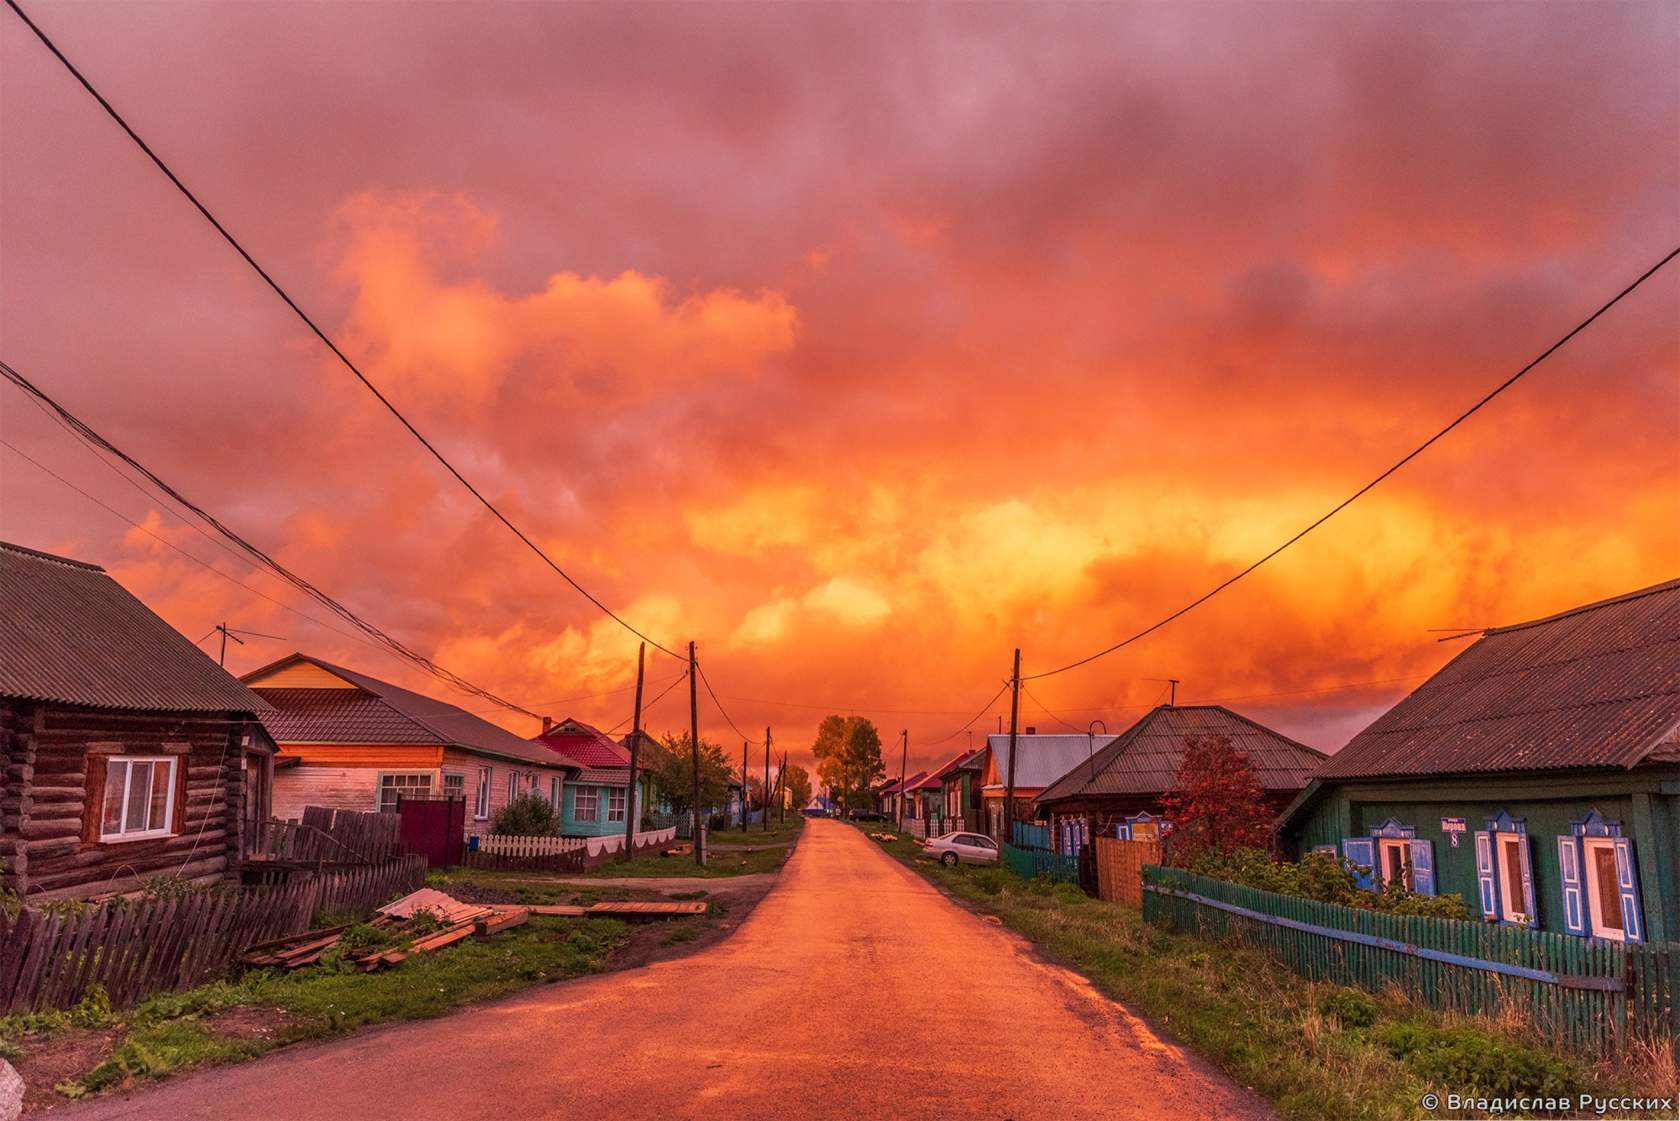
63,820,1271,1121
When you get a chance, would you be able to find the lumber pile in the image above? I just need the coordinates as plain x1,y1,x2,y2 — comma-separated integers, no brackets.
238,889,531,972
869,832,899,842
527,901,707,920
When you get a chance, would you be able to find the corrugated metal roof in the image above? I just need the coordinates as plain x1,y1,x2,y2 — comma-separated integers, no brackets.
536,718,631,769
984,734,1112,790
246,654,568,769
881,771,926,796
573,766,630,786
1317,578,1680,779
0,540,270,714
1036,705,1326,804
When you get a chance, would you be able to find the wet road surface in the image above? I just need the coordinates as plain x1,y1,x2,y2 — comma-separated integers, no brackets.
62,819,1272,1120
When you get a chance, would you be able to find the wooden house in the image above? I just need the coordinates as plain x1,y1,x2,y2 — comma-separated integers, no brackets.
0,541,275,901
978,731,1105,839
533,718,650,837
878,772,925,822
245,653,575,836
1278,579,1680,943
1035,705,1326,855
936,748,986,834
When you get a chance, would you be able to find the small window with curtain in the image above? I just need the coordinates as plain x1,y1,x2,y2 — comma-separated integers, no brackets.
442,772,465,802
574,787,599,823
607,788,626,823
100,756,178,841
506,772,518,805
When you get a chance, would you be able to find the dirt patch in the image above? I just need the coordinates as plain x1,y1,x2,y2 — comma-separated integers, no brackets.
605,878,775,971
440,881,524,905
13,1028,119,1117
204,1006,306,1044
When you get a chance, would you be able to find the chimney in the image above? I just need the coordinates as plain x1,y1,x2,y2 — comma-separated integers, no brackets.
1024,726,1036,735
541,716,553,734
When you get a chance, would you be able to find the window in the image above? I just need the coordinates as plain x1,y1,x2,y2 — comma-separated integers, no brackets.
607,788,626,823
1378,838,1412,889
377,772,431,814
100,757,177,841
506,772,518,805
550,776,563,812
1583,838,1626,941
442,772,465,802
574,787,599,823
1497,834,1527,922
474,767,491,819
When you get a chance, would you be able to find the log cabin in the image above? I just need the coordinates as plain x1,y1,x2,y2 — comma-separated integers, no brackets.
0,540,276,902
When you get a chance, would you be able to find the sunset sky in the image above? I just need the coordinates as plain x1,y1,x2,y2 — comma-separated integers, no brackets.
2,2,1677,776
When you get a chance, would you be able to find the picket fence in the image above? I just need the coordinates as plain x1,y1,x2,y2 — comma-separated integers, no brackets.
0,855,426,1013
1141,865,1677,1061
462,828,680,873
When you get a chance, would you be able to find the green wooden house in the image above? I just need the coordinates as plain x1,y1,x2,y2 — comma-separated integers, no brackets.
936,748,986,834
1279,578,1680,944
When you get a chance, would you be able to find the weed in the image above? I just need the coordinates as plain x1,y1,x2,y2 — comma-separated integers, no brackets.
1316,986,1379,1030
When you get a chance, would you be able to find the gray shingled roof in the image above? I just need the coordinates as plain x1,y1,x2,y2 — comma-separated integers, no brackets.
1316,578,1680,779
984,734,1114,790
0,540,270,714
246,654,570,770
1036,705,1327,805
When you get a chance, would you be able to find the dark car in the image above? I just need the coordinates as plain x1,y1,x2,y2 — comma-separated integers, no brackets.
801,807,826,818
847,809,888,822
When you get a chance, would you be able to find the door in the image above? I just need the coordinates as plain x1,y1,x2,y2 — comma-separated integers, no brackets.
240,749,272,859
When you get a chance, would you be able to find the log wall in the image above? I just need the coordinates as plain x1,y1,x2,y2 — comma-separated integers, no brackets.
0,699,264,901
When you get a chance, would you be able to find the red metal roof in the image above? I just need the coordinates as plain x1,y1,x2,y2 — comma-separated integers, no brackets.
880,771,927,796
535,717,631,769
1316,578,1680,779
0,540,270,715
1036,705,1326,804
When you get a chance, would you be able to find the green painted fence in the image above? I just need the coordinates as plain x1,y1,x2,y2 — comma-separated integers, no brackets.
1141,865,1677,1062
1002,842,1079,883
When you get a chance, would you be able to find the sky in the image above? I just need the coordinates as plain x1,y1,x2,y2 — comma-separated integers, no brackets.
2,1,1677,778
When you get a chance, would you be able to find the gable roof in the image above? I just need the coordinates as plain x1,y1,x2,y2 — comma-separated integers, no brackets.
880,771,926,797
244,653,568,770
537,718,631,769
1036,705,1327,805
1315,578,1680,779
983,734,1110,790
928,751,979,783
1,540,269,715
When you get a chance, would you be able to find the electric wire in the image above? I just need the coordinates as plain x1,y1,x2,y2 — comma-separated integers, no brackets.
607,668,690,734
696,659,762,747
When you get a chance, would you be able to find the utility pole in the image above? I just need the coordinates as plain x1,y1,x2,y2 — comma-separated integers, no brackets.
778,752,789,823
215,622,244,667
896,729,908,830
1002,648,1021,844
762,730,771,833
741,741,749,831
618,643,646,863
689,641,702,868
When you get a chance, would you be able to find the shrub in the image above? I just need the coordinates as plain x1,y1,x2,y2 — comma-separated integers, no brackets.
1191,848,1470,920
1373,1022,1579,1098
493,793,559,836
1316,986,1379,1029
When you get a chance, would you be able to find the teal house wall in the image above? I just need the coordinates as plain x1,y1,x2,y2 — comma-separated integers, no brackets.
1282,768,1679,943
562,781,628,837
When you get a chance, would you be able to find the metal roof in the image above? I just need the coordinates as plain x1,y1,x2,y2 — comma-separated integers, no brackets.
984,734,1113,791
0,540,270,714
1036,705,1326,805
246,654,569,769
1316,578,1680,779
536,718,631,769
880,771,927,796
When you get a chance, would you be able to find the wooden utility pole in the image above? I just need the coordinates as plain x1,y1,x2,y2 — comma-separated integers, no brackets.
896,729,908,829
1002,648,1021,844
778,752,789,823
741,741,749,831
762,731,771,833
689,641,702,867
618,643,646,863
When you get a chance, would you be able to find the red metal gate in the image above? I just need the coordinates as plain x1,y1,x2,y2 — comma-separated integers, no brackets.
397,795,466,868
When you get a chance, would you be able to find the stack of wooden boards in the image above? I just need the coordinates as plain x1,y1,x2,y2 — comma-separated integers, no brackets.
527,901,708,920
238,888,530,972
869,832,899,842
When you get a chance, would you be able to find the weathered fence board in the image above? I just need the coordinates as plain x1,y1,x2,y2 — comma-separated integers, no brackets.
1093,837,1162,907
1141,865,1677,1062
0,854,425,1013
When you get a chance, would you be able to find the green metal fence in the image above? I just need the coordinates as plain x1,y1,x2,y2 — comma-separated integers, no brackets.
1002,842,1080,883
1141,865,1676,1061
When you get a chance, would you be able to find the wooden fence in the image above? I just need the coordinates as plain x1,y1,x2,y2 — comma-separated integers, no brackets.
0,855,426,1013
1001,843,1080,883
475,834,586,858
1092,837,1163,907
1141,865,1677,1061
461,828,680,873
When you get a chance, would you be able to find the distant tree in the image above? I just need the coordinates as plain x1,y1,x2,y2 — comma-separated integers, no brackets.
648,732,734,814
1160,734,1273,864
782,763,813,811
745,774,767,811
493,792,559,837
811,715,885,810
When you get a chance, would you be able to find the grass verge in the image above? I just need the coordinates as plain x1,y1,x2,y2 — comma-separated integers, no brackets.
850,822,1674,1121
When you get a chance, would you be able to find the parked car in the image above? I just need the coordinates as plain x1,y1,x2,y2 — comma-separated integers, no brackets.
801,807,826,818
922,831,999,866
848,809,888,821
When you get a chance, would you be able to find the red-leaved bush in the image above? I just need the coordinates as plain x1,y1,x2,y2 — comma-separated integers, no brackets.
1160,734,1273,864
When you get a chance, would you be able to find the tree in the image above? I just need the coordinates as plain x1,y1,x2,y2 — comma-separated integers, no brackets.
810,715,885,810
646,732,734,815
1159,734,1273,865
782,762,813,810
493,792,559,836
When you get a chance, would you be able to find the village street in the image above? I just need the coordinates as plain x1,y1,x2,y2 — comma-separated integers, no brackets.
61,820,1270,1121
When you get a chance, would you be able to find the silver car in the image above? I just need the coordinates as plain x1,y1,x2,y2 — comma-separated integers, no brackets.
923,831,999,866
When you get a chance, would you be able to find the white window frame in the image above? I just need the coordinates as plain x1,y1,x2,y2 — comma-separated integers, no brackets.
100,756,178,842
1581,836,1626,942
376,771,432,814
441,771,465,801
1377,838,1412,889
474,766,491,819
1497,833,1528,924
607,787,626,823
574,786,599,823
549,776,563,812
506,771,519,805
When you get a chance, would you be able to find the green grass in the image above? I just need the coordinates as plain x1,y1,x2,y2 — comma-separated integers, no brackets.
845,821,1661,1121
566,844,791,878
707,817,806,846
5,916,628,1100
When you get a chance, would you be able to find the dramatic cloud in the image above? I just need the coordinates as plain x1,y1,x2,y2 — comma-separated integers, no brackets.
2,1,1676,776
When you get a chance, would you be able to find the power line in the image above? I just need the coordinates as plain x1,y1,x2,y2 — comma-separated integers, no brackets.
924,681,1012,746
1019,682,1084,733
608,668,689,734
4,0,680,661
696,659,762,746
2,359,539,718
1025,245,1680,681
